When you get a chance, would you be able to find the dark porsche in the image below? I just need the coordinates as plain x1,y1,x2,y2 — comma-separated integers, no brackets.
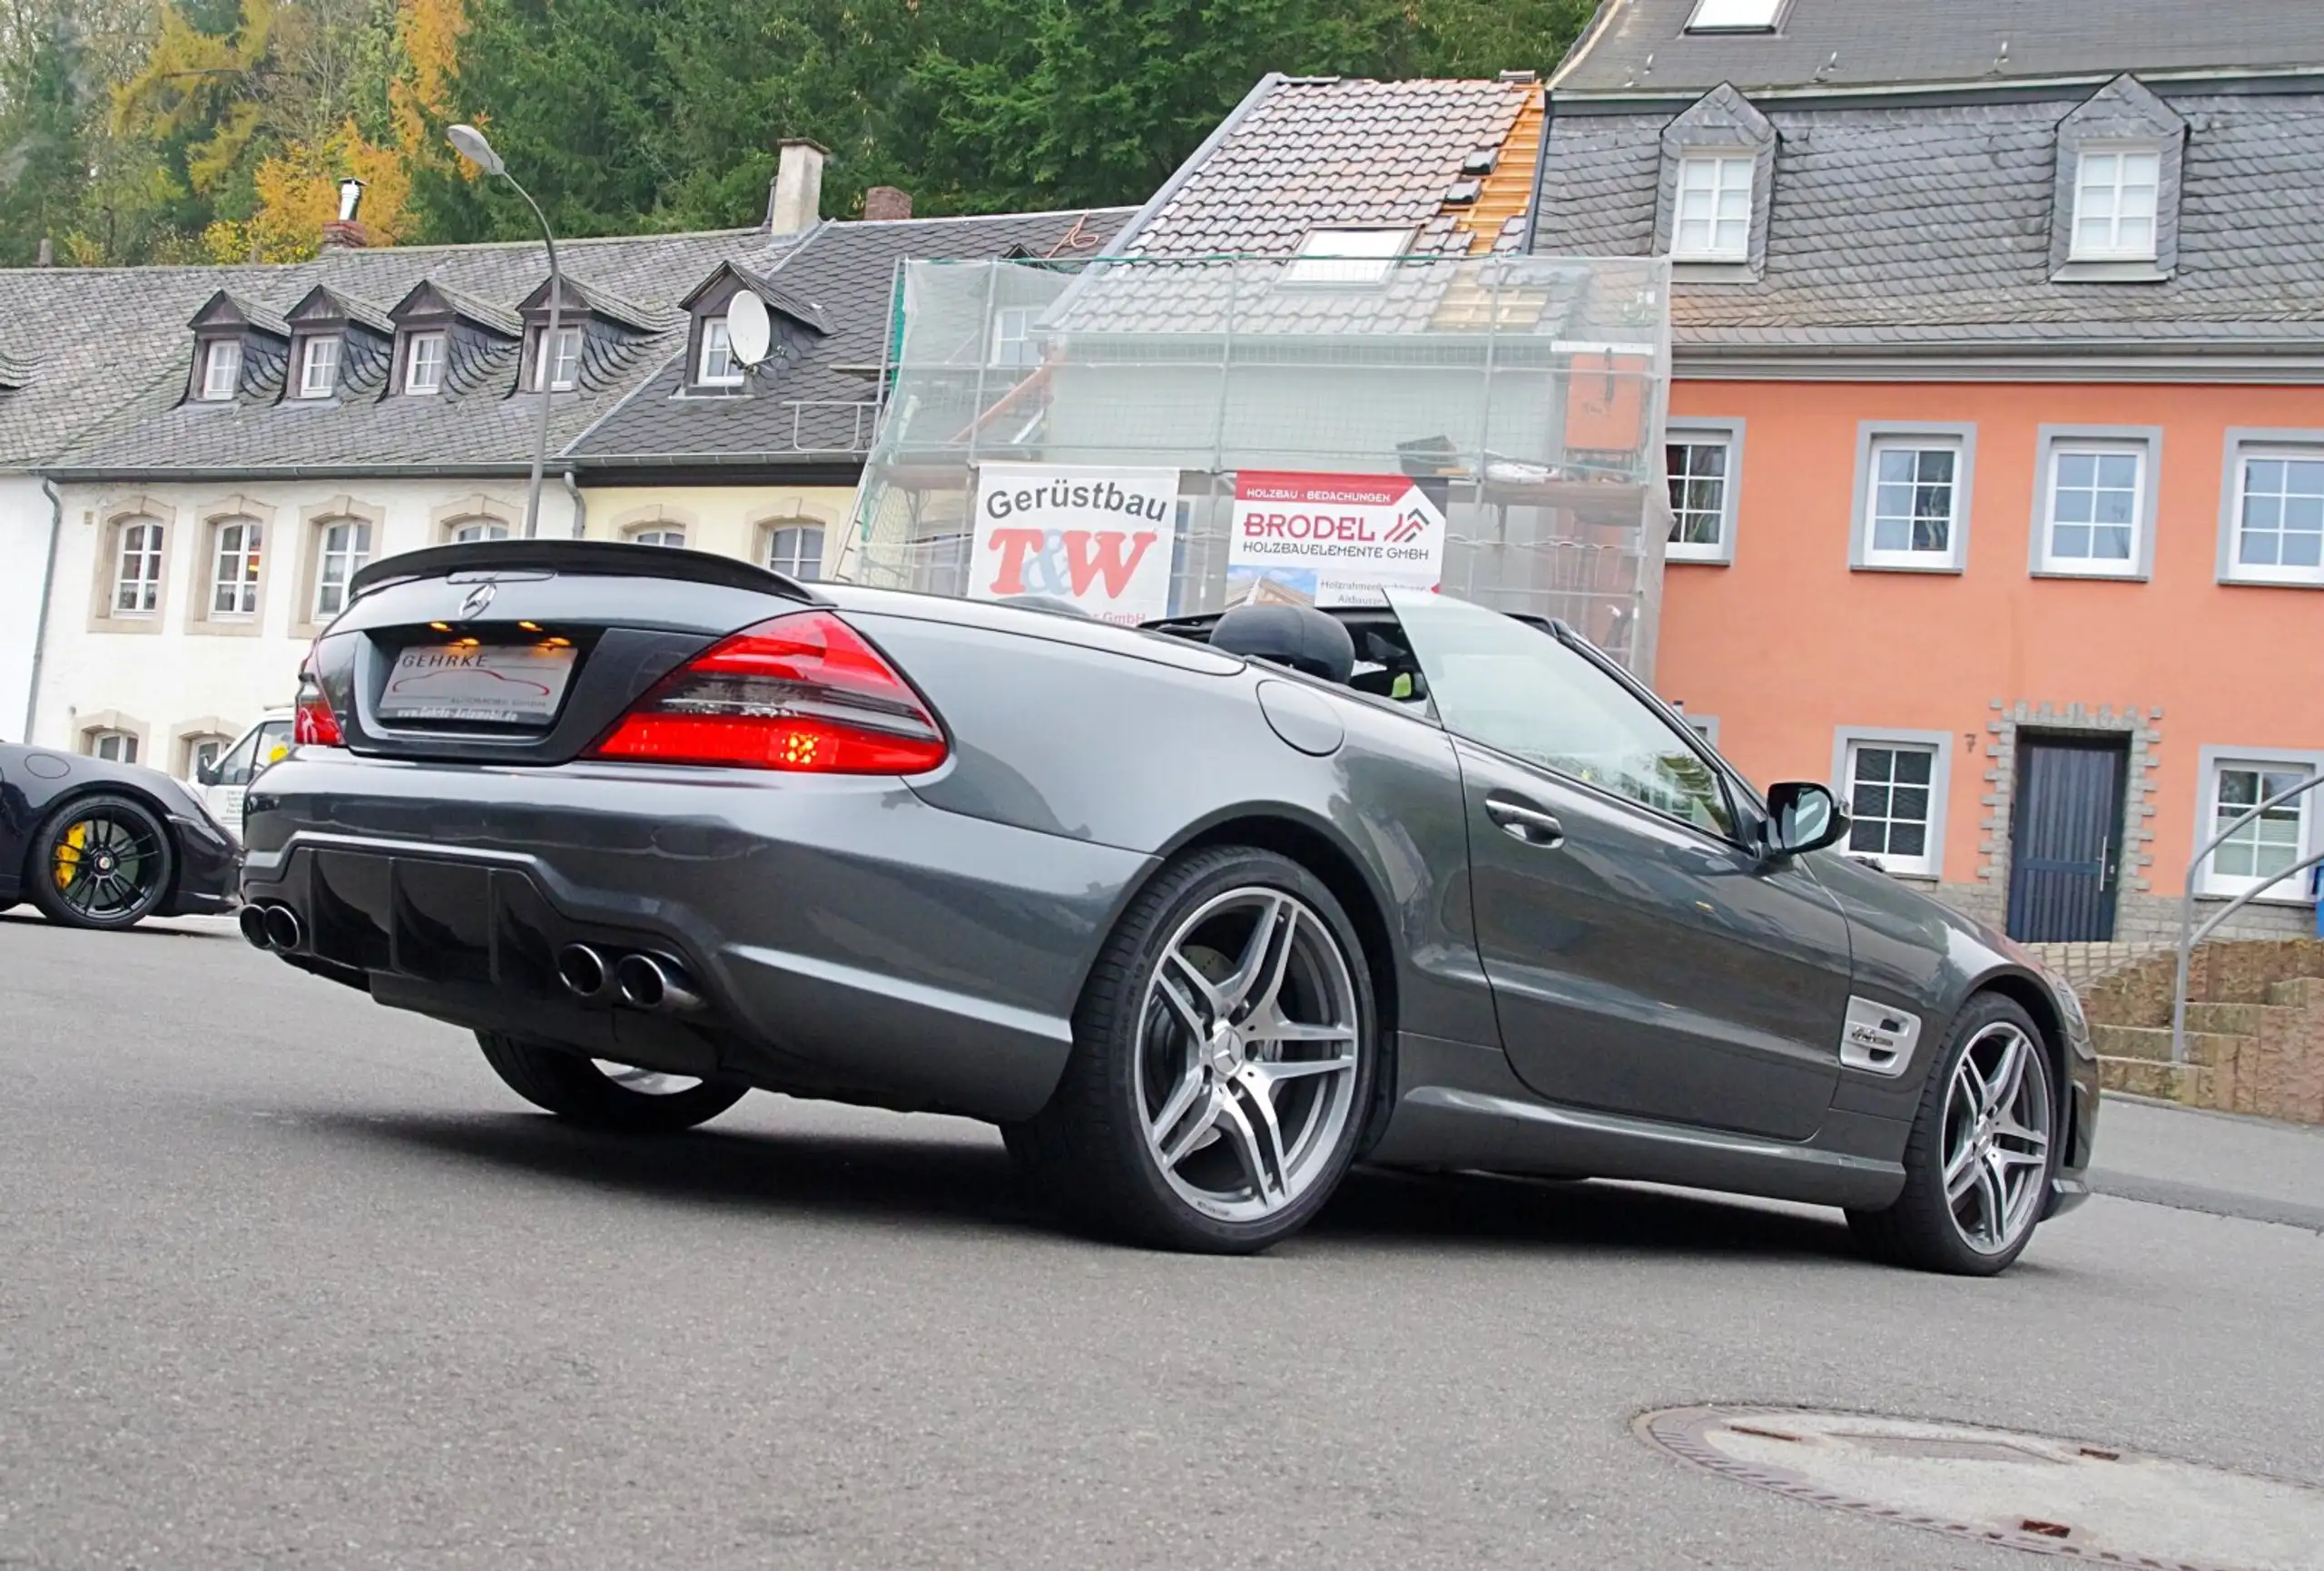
1,742,241,929
240,541,2097,1272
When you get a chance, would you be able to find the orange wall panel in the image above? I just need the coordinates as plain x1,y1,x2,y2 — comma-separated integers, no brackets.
1660,380,2324,896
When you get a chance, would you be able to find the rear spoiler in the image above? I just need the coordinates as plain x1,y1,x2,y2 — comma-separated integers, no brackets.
350,540,821,604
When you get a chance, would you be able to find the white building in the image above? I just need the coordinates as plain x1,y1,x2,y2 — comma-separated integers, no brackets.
0,146,1125,773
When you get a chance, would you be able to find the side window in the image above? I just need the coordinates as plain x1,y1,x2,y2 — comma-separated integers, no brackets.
1391,591,1734,837
213,725,262,785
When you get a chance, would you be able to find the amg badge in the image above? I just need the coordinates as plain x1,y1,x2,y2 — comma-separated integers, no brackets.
1841,997,1923,1077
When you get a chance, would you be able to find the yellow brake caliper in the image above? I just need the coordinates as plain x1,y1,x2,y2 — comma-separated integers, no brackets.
54,821,88,891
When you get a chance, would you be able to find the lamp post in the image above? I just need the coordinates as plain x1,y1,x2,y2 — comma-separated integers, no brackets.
447,123,560,539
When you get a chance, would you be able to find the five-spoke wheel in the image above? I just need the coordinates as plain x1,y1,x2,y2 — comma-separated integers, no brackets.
28,793,174,930
477,1032,748,1133
1848,993,2059,1275
1008,846,1377,1253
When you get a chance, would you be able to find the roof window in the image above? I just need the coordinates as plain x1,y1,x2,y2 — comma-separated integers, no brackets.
1685,0,1783,32
1284,228,1414,286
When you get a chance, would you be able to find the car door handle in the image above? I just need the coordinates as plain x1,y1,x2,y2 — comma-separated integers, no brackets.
1486,795,1565,848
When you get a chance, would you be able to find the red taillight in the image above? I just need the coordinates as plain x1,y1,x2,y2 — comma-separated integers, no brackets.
589,610,947,774
293,667,342,746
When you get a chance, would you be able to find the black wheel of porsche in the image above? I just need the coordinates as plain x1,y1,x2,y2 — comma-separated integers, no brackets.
1846,993,2059,1276
25,793,174,931
475,1031,749,1134
1010,845,1378,1253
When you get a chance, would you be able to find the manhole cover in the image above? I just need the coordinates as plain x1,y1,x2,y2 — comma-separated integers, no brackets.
1638,1407,2324,1570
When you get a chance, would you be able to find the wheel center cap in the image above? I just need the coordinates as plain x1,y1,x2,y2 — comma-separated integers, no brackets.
1206,1022,1245,1076
94,853,115,872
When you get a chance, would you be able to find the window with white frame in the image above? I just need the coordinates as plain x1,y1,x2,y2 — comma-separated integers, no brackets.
112,520,164,614
1844,740,1940,876
313,519,371,620
698,318,743,387
2070,148,2162,261
991,307,1040,368
1284,228,1413,286
1863,437,1964,567
405,332,447,394
200,339,241,400
2040,442,2145,574
1671,154,1753,262
298,336,340,398
209,519,263,617
448,519,510,544
84,729,139,763
764,523,825,581
628,527,686,549
2201,759,2318,900
1665,433,1735,561
2230,449,2324,584
536,326,582,391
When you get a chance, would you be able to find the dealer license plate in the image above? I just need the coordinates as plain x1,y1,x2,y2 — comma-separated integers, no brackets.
379,643,577,725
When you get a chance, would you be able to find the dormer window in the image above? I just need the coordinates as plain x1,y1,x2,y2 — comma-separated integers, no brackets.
201,339,241,401
698,318,743,387
405,332,446,394
534,326,581,392
1672,154,1752,261
297,336,340,399
2070,148,2161,261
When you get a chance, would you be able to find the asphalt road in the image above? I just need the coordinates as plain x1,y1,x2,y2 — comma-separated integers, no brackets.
4,912,2321,1571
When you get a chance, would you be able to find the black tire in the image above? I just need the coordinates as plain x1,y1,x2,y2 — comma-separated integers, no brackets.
475,1031,749,1134
1007,845,1379,1253
1846,993,2060,1276
25,792,174,931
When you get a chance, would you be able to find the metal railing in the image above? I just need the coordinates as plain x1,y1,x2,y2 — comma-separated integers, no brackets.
2171,771,2324,1063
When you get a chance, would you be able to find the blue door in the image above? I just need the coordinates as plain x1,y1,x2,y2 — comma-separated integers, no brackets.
2006,737,2126,942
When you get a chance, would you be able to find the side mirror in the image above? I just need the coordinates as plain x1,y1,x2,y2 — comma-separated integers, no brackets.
1763,781,1850,859
195,762,220,787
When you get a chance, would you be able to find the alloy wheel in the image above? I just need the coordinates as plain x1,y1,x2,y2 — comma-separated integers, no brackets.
1137,886,1363,1223
1940,1022,2053,1255
49,808,168,923
591,1062,704,1097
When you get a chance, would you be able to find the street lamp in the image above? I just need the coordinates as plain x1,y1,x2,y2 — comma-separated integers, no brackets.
446,123,560,540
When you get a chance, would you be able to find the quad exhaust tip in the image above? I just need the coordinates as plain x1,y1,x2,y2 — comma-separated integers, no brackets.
261,904,302,953
237,904,271,949
615,952,701,1015
556,943,610,1002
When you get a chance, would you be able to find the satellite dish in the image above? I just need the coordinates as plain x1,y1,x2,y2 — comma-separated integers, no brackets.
725,290,773,368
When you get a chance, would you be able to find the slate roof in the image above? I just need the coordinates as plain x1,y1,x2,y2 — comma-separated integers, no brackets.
2,206,1129,478
570,207,1130,465
1112,75,1538,260
4,227,780,476
1532,84,2324,350
1551,0,2324,95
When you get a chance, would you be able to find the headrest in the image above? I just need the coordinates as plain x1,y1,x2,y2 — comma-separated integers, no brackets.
1210,603,1355,683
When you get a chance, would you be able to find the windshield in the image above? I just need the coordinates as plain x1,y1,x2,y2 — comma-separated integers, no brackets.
1388,590,1733,837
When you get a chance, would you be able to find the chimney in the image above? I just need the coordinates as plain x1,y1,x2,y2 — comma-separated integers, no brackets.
322,178,369,250
768,139,828,235
862,185,912,221
36,236,54,267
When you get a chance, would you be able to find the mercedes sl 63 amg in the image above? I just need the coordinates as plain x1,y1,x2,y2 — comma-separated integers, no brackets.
239,542,2096,1273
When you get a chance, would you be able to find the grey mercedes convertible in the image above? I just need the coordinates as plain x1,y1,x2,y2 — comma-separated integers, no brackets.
241,541,2096,1273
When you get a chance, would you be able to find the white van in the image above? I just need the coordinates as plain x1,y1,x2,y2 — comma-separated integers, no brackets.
189,709,294,843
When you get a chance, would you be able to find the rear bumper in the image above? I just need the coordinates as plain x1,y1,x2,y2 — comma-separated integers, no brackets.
240,754,1153,1120
162,811,241,916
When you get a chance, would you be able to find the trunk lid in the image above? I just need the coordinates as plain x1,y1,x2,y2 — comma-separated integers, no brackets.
315,542,818,766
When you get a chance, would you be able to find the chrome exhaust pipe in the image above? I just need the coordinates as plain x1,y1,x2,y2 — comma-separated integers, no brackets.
615,952,701,1015
261,903,302,953
556,943,611,1003
237,904,272,949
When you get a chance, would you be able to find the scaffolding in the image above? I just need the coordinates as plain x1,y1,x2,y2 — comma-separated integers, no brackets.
844,252,1675,674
